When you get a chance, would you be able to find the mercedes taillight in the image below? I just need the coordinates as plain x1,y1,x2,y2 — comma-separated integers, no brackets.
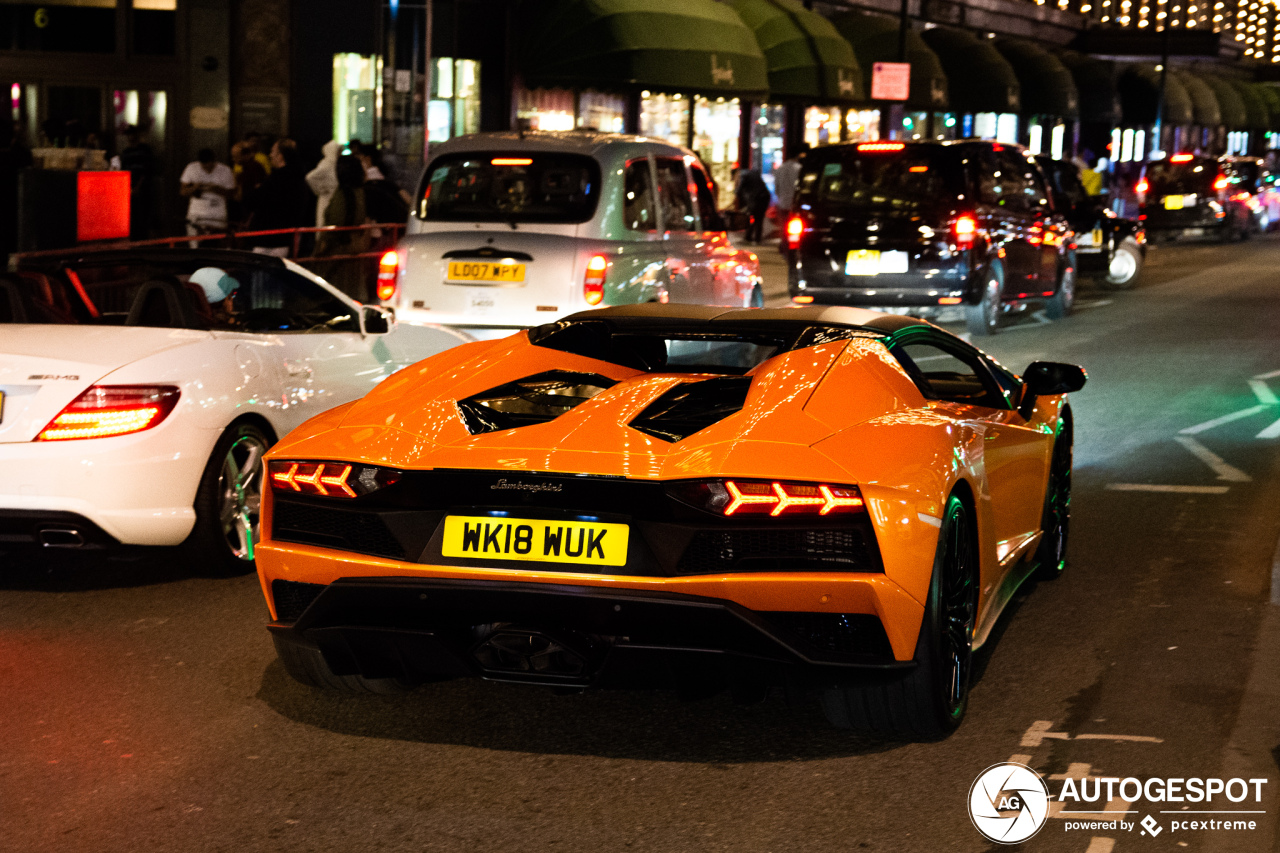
36,385,180,442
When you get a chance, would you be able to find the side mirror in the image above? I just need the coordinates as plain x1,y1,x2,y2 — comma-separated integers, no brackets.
1019,361,1086,417
362,305,392,335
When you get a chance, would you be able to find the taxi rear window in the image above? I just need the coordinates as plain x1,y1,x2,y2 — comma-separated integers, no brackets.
1147,161,1215,195
796,147,964,210
418,153,602,224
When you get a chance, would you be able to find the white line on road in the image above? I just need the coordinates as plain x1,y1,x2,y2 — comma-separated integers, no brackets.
1254,369,1280,380
1074,733,1164,743
1020,720,1165,746
1084,839,1116,853
1248,379,1279,406
1160,811,1268,814
1173,436,1252,482
1258,417,1280,440
1074,299,1114,310
1179,404,1268,435
1106,484,1231,494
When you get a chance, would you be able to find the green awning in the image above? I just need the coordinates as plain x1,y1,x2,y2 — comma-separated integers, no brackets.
1199,75,1247,129
1058,51,1121,124
921,28,1020,114
1173,71,1221,127
519,0,768,97
726,0,863,103
1251,83,1280,131
1119,65,1193,126
829,12,948,110
1228,79,1269,130
994,40,1078,119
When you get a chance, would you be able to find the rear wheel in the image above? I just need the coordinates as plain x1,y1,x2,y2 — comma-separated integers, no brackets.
1034,421,1073,580
273,635,413,694
1044,258,1076,320
747,282,764,308
184,422,271,575
1103,238,1142,290
965,271,1001,336
821,494,977,739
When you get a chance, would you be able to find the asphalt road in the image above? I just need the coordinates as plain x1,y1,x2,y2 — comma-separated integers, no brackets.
4,237,1280,853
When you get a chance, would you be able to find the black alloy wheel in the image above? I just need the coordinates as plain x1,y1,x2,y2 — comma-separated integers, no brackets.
821,493,978,739
1034,422,1073,580
965,271,1001,336
1044,258,1076,321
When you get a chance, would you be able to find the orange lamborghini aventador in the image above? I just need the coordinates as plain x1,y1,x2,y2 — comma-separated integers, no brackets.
255,304,1085,740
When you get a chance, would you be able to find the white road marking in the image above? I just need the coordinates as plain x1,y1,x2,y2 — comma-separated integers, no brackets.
1084,839,1117,853
1074,733,1164,743
1075,299,1113,310
1179,404,1268,434
1019,720,1164,746
1106,484,1231,494
1248,378,1279,406
1173,436,1252,482
1258,417,1280,440
1031,310,1052,324
1254,369,1280,380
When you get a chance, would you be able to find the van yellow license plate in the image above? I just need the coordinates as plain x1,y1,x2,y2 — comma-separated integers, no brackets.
845,249,881,276
446,261,526,283
1163,195,1184,210
441,515,628,567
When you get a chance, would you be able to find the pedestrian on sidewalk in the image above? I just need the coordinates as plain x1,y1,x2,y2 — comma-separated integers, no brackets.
774,142,808,224
246,138,314,256
305,140,341,228
734,167,772,245
180,148,235,247
315,154,372,301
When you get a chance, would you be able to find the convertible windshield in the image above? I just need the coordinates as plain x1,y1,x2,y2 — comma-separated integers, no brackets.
418,152,602,224
1,261,358,333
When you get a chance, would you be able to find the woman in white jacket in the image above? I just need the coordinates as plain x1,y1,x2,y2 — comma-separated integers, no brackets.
305,140,341,227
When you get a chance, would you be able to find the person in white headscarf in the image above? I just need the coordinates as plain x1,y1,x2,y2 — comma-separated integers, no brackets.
305,140,341,228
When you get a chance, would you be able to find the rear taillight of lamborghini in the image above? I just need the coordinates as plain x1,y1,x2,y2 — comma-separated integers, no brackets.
667,479,864,517
268,460,402,498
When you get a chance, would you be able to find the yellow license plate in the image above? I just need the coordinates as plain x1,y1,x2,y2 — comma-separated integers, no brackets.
441,515,629,567
1092,227,1104,245
0,389,4,423
447,261,526,283
1163,195,1184,210
845,249,880,276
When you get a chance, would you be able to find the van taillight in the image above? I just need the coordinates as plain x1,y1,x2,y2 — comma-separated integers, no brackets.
584,254,608,305
1213,174,1229,191
1135,177,1149,195
786,216,804,250
377,250,398,301
953,215,977,248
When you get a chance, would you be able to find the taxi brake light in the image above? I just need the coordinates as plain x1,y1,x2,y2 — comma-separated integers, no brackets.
377,250,398,301
584,254,608,305
786,215,804,250
491,158,533,166
1170,153,1195,163
1135,177,1149,195
953,214,977,248
857,142,905,152
1213,174,1229,191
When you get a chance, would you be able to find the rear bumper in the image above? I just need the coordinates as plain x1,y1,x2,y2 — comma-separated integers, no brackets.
0,509,119,550
789,256,972,306
267,575,910,690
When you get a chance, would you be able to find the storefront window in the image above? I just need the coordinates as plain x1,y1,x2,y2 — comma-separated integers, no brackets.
516,87,575,131
8,82,38,146
996,114,1018,144
333,53,382,146
750,104,786,195
578,92,625,132
428,57,481,143
903,111,927,141
934,113,958,141
804,106,841,147
844,109,879,143
112,89,167,153
1050,124,1065,160
640,92,689,147
693,96,739,209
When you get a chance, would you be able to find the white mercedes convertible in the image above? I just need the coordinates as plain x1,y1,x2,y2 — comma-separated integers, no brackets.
0,249,467,571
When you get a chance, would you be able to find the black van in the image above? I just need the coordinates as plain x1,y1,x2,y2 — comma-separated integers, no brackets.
784,140,1076,335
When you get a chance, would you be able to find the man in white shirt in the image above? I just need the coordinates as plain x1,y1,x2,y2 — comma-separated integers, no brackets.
773,142,809,225
180,148,235,245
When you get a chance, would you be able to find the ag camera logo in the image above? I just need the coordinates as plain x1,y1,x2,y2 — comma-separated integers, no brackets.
969,762,1051,844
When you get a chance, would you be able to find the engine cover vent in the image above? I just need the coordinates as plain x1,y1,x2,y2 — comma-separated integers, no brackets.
629,376,751,443
457,370,618,435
